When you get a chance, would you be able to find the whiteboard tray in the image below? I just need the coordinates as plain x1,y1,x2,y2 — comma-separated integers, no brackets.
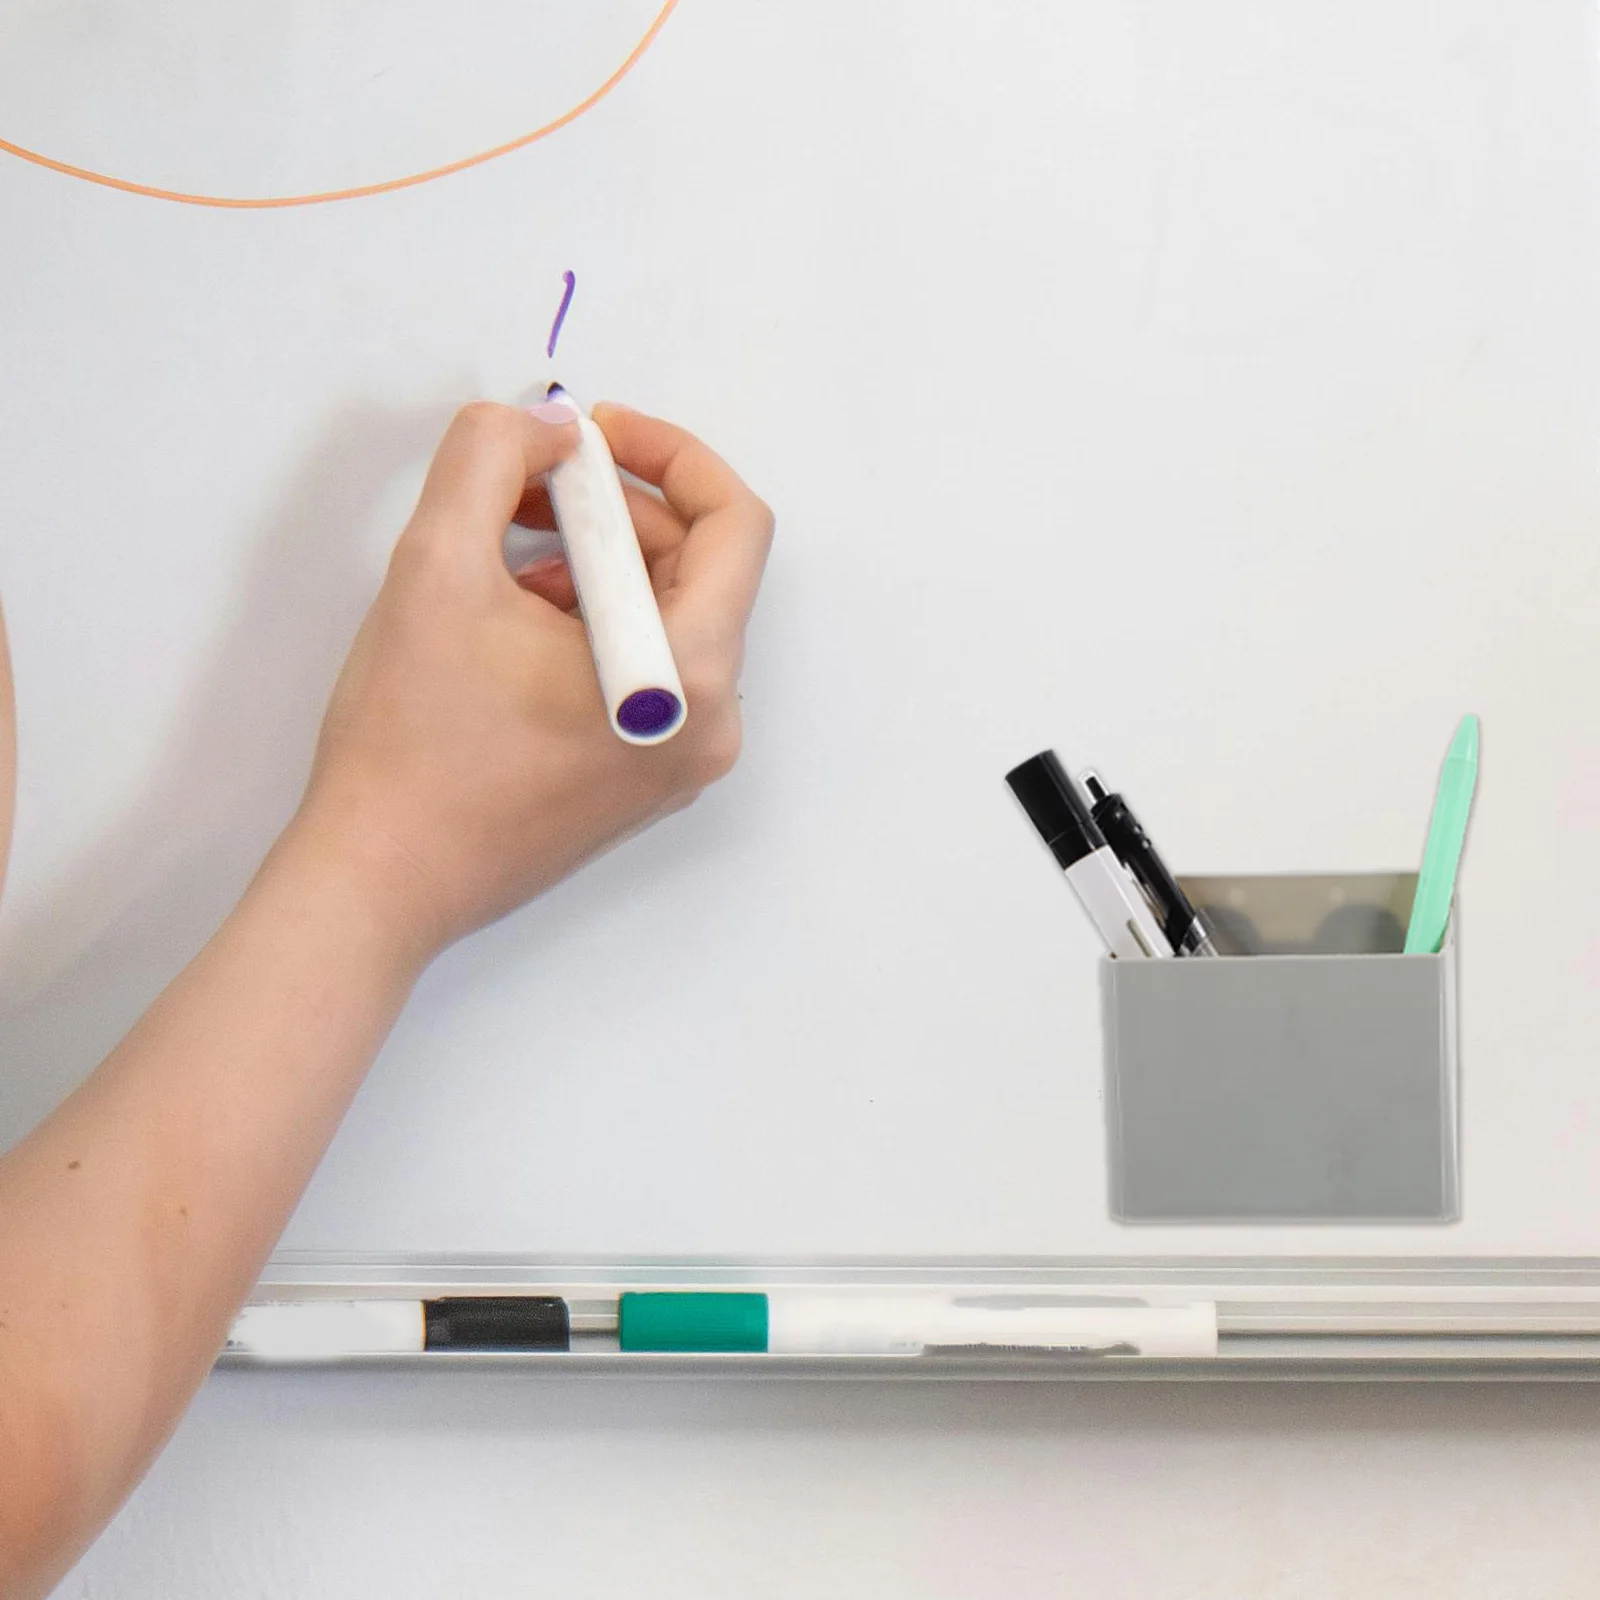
243,1253,1600,1380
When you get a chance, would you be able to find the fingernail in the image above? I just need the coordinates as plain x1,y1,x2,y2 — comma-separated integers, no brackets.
513,556,567,592
515,555,565,579
528,395,580,424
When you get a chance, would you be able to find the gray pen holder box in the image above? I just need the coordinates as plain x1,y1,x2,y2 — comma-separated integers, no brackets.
1101,873,1459,1223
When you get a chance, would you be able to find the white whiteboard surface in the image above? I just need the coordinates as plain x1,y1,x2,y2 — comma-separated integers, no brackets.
3,0,1600,1265
58,1376,1600,1600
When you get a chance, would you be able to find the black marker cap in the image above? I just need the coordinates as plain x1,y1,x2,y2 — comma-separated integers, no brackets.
424,1296,570,1351
1005,750,1107,870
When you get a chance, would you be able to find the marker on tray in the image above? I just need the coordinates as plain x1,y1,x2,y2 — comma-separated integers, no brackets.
225,1293,1218,1361
227,1298,571,1359
1005,751,1174,959
618,1292,1216,1357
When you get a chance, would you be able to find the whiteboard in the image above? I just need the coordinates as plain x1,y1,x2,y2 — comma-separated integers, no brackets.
2,0,1598,1264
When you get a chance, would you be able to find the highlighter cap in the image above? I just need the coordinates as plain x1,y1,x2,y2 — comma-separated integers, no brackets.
1005,750,1106,870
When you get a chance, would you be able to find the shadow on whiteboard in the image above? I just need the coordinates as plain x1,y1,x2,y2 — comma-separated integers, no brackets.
203,1364,1600,1443
0,404,447,1143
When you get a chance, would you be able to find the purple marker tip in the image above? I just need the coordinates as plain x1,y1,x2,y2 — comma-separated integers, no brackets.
617,688,683,739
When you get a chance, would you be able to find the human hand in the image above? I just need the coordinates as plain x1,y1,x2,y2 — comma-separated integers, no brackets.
287,398,773,956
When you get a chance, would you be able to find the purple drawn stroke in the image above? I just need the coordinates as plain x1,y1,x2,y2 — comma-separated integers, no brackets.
546,270,577,359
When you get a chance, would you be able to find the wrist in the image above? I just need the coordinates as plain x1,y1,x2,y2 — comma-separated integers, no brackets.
259,808,450,984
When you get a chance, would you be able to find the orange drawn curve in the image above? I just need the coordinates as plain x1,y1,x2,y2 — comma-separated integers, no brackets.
0,0,679,209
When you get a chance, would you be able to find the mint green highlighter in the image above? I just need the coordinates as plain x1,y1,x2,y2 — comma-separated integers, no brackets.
1404,714,1480,954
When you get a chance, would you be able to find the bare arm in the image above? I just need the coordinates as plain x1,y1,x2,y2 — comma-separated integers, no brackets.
0,400,773,1596
0,597,13,902
0,827,428,1585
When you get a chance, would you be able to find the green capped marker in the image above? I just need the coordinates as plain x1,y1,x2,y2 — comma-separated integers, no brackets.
1404,714,1480,954
616,1291,1217,1355
619,1292,768,1352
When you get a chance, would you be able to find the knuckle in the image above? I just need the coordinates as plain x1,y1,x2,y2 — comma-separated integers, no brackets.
692,709,743,785
453,399,516,441
748,494,776,541
681,658,735,711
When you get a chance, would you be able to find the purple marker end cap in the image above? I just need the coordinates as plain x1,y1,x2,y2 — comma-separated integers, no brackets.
616,689,684,740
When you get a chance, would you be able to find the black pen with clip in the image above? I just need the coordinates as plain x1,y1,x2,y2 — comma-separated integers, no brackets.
1080,770,1218,958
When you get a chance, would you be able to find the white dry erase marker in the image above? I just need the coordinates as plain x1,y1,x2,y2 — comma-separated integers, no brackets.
762,1296,1216,1358
618,1292,1217,1357
227,1298,570,1359
1006,750,1174,959
543,382,687,744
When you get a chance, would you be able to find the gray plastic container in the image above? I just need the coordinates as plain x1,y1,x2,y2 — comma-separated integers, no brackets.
1101,873,1458,1223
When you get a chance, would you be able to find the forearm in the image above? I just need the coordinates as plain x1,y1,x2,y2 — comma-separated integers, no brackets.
0,398,769,1594
0,598,14,901
0,822,431,1591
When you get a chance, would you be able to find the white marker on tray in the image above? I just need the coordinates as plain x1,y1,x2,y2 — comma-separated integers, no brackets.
543,382,687,744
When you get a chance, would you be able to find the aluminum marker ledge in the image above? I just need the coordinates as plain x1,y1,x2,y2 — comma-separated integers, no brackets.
230,1255,1600,1380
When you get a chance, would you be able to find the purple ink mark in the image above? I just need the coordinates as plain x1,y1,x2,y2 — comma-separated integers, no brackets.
546,270,576,360
617,688,683,739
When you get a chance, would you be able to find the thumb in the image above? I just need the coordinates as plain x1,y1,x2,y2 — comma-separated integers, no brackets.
405,400,579,568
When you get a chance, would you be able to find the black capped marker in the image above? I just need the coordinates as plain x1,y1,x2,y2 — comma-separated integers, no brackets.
1006,752,1173,959
1080,770,1217,958
226,1297,571,1358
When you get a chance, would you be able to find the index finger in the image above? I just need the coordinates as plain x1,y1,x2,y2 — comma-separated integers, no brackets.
594,402,774,638
593,403,750,525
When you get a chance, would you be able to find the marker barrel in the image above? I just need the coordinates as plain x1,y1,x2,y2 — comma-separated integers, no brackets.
1081,774,1217,958
768,1295,1214,1356
1063,847,1174,959
227,1300,425,1360
545,391,686,745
